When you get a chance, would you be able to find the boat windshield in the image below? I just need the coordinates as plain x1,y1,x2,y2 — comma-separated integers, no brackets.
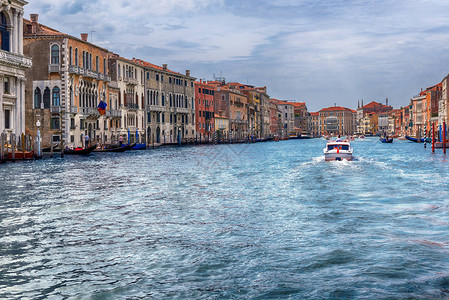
327,145,349,150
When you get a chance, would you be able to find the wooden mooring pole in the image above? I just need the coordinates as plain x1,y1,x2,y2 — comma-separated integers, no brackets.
443,122,446,154
0,132,4,161
432,122,435,153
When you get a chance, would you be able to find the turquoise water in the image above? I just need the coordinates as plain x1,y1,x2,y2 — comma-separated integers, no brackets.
1,138,449,299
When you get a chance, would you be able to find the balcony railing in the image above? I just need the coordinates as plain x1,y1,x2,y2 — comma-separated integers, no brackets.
175,107,189,114
80,107,100,117
68,106,78,114
69,65,111,82
146,105,165,112
49,64,60,73
50,106,62,113
106,110,122,118
125,103,139,110
0,50,32,68
124,77,139,85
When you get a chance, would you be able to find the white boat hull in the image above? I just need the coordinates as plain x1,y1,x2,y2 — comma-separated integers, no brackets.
324,151,353,161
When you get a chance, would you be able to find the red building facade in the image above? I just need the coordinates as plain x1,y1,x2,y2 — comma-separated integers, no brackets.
195,80,215,140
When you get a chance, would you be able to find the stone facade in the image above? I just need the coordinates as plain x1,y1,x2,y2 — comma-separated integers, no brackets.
134,59,196,145
0,2,31,139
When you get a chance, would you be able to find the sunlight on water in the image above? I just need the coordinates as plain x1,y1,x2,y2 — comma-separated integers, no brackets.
1,137,449,298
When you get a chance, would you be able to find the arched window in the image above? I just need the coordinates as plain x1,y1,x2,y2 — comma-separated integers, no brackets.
43,87,51,109
51,45,59,64
162,93,165,106
52,87,60,106
82,51,85,68
170,94,172,107
34,87,41,108
69,46,72,66
103,58,106,75
0,12,9,52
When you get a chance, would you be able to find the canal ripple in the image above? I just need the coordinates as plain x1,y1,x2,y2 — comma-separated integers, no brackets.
1,138,449,299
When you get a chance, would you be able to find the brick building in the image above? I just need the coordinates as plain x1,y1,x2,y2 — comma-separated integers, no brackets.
24,15,111,147
195,80,215,141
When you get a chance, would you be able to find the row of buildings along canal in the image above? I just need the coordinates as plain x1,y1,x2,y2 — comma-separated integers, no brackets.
1,3,446,150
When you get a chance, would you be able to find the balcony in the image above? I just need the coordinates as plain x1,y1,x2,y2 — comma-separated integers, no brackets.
0,50,32,69
106,110,122,118
146,105,165,112
49,64,60,73
175,107,189,114
125,103,139,110
68,65,111,82
51,106,62,113
68,106,78,114
124,77,139,85
80,107,100,118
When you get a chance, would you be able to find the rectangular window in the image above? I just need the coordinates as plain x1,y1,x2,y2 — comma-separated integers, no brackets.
4,109,10,129
147,112,151,123
4,77,10,94
70,135,74,143
51,117,60,129
52,135,60,142
161,75,164,82
80,119,85,130
169,77,172,84
70,118,75,129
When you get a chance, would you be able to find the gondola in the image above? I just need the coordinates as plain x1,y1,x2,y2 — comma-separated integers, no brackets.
380,137,393,143
405,136,430,143
94,143,135,153
64,144,97,155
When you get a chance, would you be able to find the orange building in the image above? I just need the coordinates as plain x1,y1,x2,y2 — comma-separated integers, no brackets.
319,106,356,136
195,80,215,141
24,14,112,147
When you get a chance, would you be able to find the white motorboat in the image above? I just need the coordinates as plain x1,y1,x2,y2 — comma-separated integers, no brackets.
323,140,353,161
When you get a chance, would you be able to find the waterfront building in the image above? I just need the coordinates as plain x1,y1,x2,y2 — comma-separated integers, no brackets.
227,82,260,138
107,55,145,144
195,80,215,142
255,86,271,138
0,2,32,139
291,101,308,135
356,100,392,135
410,94,425,137
439,75,449,126
319,106,356,136
24,15,111,147
268,100,281,137
214,115,229,141
309,112,319,137
388,109,402,136
134,59,196,144
272,99,294,138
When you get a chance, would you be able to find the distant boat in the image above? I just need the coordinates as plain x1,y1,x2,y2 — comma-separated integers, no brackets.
379,137,393,143
359,135,365,139
64,144,97,155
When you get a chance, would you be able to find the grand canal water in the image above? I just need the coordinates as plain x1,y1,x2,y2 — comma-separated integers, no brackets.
1,137,449,299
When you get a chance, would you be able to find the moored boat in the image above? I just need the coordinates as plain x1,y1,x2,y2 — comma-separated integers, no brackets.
64,144,97,155
405,136,430,143
323,140,353,161
94,143,134,153
5,150,35,160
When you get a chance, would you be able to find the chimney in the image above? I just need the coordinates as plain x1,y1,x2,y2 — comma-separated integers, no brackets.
186,70,190,77
30,14,38,34
80,33,88,42
162,64,167,71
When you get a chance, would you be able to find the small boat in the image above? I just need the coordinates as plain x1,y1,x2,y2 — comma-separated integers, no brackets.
405,136,430,143
5,150,34,160
359,135,365,139
132,143,146,150
64,144,97,155
379,137,393,143
94,143,134,153
323,140,353,161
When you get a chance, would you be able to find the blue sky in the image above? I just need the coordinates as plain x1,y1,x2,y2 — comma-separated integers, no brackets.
25,0,449,111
